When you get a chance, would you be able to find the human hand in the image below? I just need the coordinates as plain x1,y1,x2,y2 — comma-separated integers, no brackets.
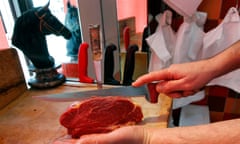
133,61,213,98
52,126,149,144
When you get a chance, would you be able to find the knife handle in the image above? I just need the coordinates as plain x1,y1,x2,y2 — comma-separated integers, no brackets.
78,42,94,83
147,83,159,103
123,44,139,86
104,44,121,85
123,26,130,51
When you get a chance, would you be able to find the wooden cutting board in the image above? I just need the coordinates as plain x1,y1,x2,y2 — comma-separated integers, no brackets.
0,85,172,144
0,48,27,109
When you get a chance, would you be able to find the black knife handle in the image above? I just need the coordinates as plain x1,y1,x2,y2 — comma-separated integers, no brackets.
122,44,139,86
104,44,120,85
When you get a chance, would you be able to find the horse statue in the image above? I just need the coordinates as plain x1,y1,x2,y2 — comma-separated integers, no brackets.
12,1,72,88
64,1,82,61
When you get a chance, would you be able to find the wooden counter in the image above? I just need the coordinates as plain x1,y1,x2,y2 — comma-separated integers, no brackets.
0,83,172,144
0,48,172,144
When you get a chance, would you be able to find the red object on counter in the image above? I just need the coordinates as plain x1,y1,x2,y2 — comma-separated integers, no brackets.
123,26,130,51
60,63,78,78
78,42,94,83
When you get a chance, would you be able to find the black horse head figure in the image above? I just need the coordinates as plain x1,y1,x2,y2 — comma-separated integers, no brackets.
65,1,82,58
12,1,71,69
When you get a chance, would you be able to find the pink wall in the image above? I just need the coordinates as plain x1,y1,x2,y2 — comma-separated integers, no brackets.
117,0,147,33
63,0,78,13
0,17,9,49
63,0,147,33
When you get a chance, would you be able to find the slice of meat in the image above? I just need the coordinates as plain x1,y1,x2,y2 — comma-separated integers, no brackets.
59,96,143,138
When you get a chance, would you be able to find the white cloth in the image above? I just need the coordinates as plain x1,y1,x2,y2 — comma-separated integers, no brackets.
163,0,202,17
172,12,207,109
200,7,240,93
172,91,205,109
146,10,176,72
173,12,207,63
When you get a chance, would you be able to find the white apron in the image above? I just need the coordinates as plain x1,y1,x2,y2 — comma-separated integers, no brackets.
146,10,176,72
173,12,206,64
172,12,207,109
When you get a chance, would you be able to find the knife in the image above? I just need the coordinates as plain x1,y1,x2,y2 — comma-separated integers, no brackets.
89,24,103,89
33,83,159,103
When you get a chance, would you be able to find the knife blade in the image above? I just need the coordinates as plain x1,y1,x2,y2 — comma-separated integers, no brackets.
33,84,159,103
89,24,103,89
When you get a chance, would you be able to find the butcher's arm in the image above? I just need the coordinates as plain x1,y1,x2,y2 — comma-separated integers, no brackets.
209,40,240,78
60,119,240,144
133,40,240,98
148,118,240,144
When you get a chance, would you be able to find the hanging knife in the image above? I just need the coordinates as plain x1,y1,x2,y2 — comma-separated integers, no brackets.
33,83,159,103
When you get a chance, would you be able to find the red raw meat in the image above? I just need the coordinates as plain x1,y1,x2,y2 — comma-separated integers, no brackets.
59,96,143,138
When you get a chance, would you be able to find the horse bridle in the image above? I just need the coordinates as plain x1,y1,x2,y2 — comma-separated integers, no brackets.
35,11,66,35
